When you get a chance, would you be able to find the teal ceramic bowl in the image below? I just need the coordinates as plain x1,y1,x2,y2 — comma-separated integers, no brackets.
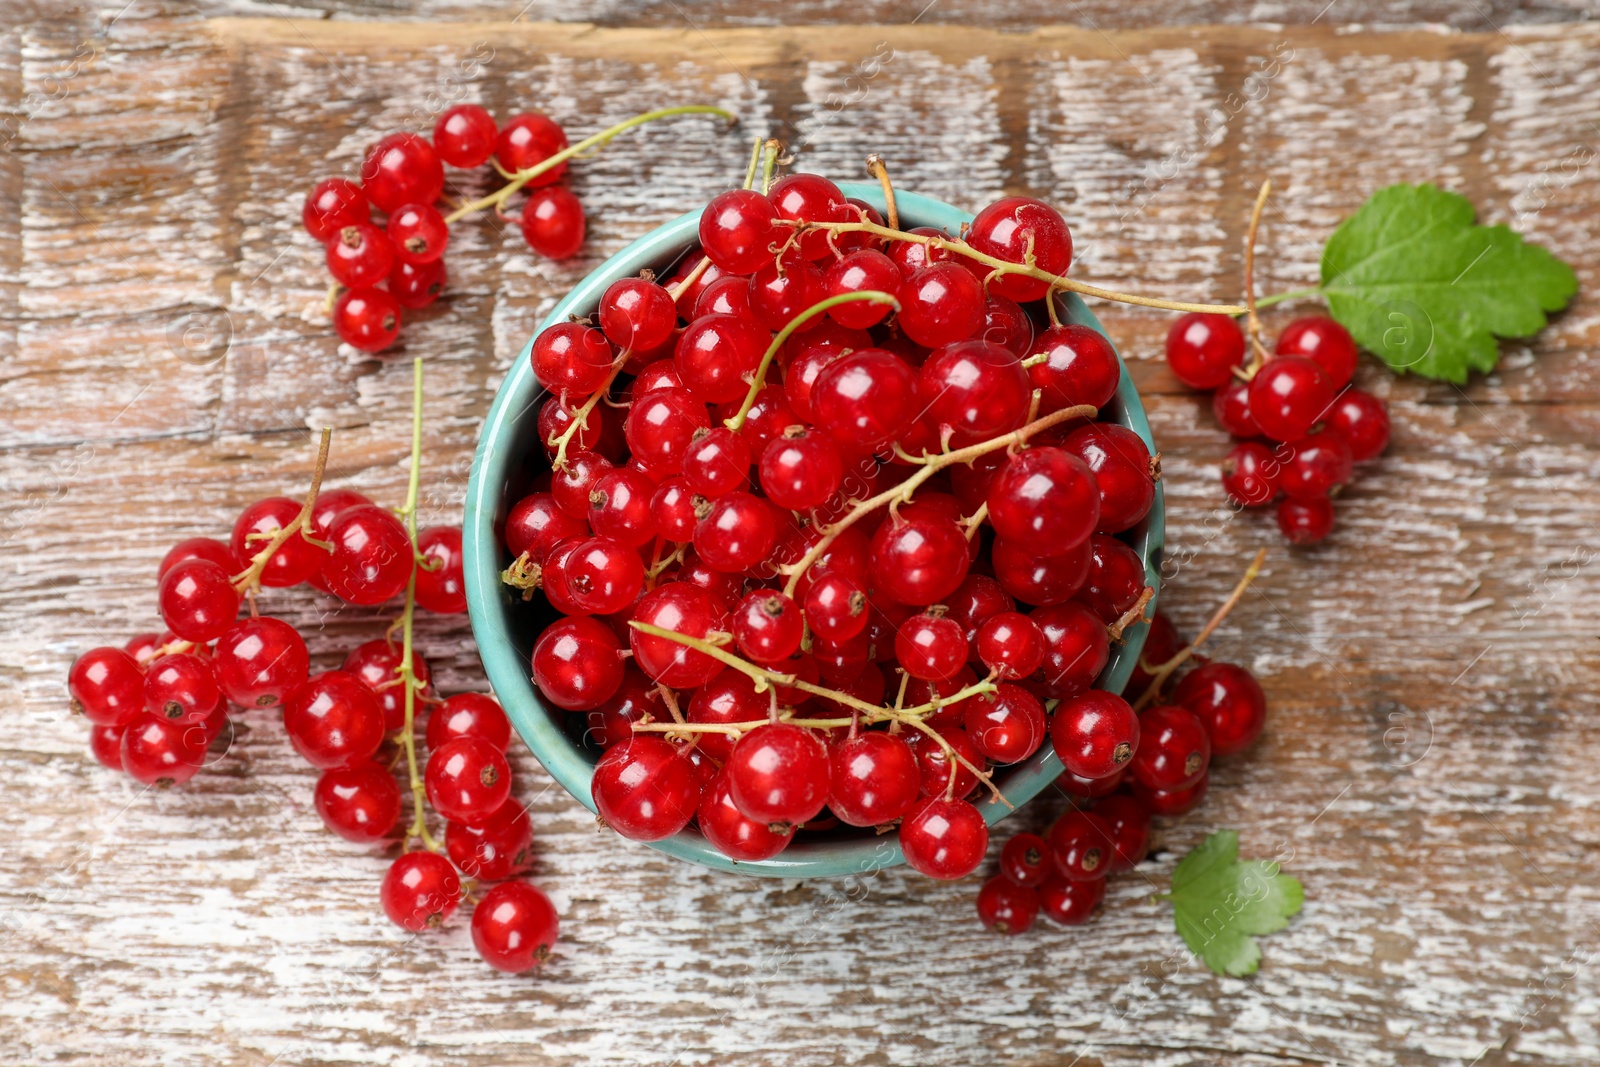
463,182,1165,878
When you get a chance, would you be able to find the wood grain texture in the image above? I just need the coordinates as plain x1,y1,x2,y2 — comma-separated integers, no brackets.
4,9,1600,1066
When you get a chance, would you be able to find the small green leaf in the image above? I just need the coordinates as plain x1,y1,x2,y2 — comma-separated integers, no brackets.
1320,183,1576,383
1164,830,1303,977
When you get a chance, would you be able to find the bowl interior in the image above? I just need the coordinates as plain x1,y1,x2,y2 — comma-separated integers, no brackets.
463,182,1165,878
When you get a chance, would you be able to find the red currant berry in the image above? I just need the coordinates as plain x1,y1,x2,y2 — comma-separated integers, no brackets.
1000,832,1050,887
980,294,1034,356
361,132,443,213
521,186,585,259
344,638,432,732
628,582,727,687
1277,495,1335,544
144,652,221,724
587,669,662,749
665,251,723,317
974,612,1045,679
506,491,587,564
682,426,752,498
158,537,238,580
1077,534,1146,625
1221,441,1281,507
387,202,448,265
120,713,208,786
909,726,986,798
681,669,762,760
1325,388,1390,461
987,446,1100,557
897,263,984,348
966,196,1073,302
1038,874,1104,925
965,683,1047,764
870,512,971,607
649,476,697,542
214,617,308,709
629,359,684,397
591,736,700,840
1095,792,1151,871
767,173,847,260
1212,376,1259,437
495,113,568,181
325,222,395,288
901,796,988,879
600,277,677,352
380,850,460,931
943,574,1014,648
675,313,768,405
315,761,401,843
1061,423,1154,534
827,730,919,827
749,254,827,333
1277,314,1358,387
625,387,709,477
89,723,125,770
531,616,624,711
314,488,381,539
586,467,659,548
1165,312,1244,389
895,611,968,681
1130,703,1210,791
321,504,414,605
693,491,779,573
1173,661,1266,756
699,189,782,274
917,340,1030,443
728,385,798,456
124,632,163,670
432,103,498,168
699,769,796,861
232,497,323,588
332,288,402,352
69,647,145,726
695,274,754,319
448,799,534,880
885,226,953,274
472,881,559,972
727,723,830,828
1278,429,1353,501
977,874,1039,934
284,670,385,769
1047,809,1114,881
1027,324,1120,413
759,425,842,511
781,342,849,424
1131,771,1209,816
533,321,614,397
824,250,900,328
803,573,868,643
427,692,511,752
426,736,512,823
389,258,446,310
732,591,803,663
1050,689,1138,779
1248,355,1334,443
1033,602,1110,698
302,177,368,243
413,525,467,614
157,558,240,642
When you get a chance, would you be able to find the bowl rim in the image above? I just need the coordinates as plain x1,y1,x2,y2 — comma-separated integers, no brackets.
463,181,1165,878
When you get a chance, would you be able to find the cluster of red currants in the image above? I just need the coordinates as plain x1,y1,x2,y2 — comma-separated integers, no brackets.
509,171,1176,880
304,104,583,354
1164,313,1390,544
976,609,1268,932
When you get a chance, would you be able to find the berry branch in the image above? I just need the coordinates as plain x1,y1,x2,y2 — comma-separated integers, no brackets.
783,218,1247,316
230,428,334,594
779,402,1098,600
443,105,735,224
395,355,440,851
547,350,631,472
723,290,900,432
1241,178,1273,372
1133,548,1266,711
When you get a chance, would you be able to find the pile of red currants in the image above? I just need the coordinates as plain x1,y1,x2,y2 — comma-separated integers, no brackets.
976,609,1268,933
510,170,1198,880
1164,312,1391,544
303,104,585,354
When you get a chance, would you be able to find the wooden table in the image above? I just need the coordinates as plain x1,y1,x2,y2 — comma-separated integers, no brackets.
5,7,1600,1065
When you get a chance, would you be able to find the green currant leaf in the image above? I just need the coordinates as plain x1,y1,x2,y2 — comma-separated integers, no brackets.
1162,830,1303,977
1319,183,1577,383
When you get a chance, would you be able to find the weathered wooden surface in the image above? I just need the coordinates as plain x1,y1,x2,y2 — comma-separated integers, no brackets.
4,9,1600,1066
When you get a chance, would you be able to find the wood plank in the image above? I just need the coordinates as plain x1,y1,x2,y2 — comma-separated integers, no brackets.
3,13,1600,1066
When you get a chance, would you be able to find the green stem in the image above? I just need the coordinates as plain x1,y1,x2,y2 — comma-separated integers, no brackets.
444,105,735,224
1251,286,1321,312
760,138,781,194
741,135,763,191
723,290,898,431
398,357,439,852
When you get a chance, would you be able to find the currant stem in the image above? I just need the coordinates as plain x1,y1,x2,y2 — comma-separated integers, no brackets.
760,138,783,195
779,402,1097,599
666,255,712,303
549,350,631,471
1133,548,1266,711
865,154,898,231
443,105,736,224
1252,286,1320,311
1242,178,1273,369
741,135,763,191
397,356,440,852
783,219,1246,315
1107,585,1155,642
723,290,899,432
230,428,334,594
